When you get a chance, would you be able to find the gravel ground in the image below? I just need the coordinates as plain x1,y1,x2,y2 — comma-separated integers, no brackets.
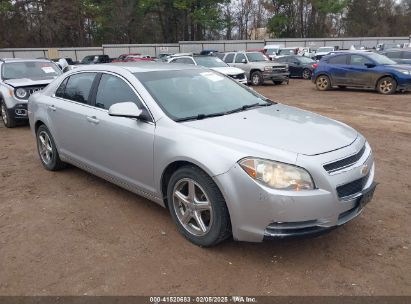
0,79,410,296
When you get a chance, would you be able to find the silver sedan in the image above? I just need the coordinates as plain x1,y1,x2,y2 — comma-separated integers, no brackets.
28,63,376,246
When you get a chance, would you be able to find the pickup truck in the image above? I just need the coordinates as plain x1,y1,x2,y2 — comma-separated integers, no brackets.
222,51,289,85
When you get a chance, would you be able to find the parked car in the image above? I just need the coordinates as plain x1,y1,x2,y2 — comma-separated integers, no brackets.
168,55,247,84
28,63,376,246
111,53,142,63
200,49,219,56
263,44,284,60
376,43,401,52
382,48,411,64
313,52,411,94
275,47,297,58
80,55,110,64
158,53,173,61
222,51,289,85
274,55,318,79
0,58,62,128
51,58,77,72
314,46,339,61
124,55,155,62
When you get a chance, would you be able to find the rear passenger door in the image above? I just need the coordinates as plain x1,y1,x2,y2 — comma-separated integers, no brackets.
326,54,350,85
85,73,156,194
50,72,99,161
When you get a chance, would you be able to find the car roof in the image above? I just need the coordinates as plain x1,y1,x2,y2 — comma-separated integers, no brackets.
0,58,53,63
73,62,202,73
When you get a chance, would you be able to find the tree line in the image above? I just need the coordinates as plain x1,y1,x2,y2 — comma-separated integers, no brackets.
0,0,410,48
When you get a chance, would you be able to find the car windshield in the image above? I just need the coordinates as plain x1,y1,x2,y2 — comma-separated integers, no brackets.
298,57,316,63
194,56,228,68
1,61,61,80
134,69,272,121
246,52,267,62
318,47,334,52
367,53,397,65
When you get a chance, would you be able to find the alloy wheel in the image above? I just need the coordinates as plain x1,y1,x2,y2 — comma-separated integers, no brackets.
38,131,53,166
379,80,393,94
302,69,311,79
172,178,213,236
252,74,260,85
316,76,329,90
1,104,8,125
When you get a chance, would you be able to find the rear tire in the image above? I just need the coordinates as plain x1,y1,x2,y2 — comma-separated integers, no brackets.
1,101,16,128
36,125,66,171
302,69,312,80
251,71,263,86
167,165,231,247
377,77,397,94
316,75,331,91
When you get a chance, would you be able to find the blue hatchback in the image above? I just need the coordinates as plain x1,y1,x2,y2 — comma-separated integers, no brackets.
312,52,411,94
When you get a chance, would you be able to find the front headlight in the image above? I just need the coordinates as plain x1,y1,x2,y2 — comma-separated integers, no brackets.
396,69,411,75
264,66,273,71
15,88,28,99
239,158,315,191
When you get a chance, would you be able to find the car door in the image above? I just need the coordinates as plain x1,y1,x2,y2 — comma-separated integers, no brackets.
326,54,350,85
346,54,373,86
49,72,99,161
232,53,250,77
84,72,156,194
285,57,300,77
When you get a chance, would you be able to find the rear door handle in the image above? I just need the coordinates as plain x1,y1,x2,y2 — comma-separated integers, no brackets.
48,105,57,111
86,116,100,124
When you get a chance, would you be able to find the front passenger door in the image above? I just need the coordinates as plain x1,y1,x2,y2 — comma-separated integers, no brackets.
85,73,156,194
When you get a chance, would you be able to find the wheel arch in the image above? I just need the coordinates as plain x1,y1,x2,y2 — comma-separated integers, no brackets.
315,72,333,84
375,74,398,89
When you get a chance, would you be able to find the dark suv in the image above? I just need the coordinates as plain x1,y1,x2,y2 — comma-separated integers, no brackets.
312,52,411,94
80,55,110,64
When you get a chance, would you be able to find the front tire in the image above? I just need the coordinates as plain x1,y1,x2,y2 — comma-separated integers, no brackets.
377,77,397,94
251,71,263,86
36,125,66,171
316,75,331,91
167,166,231,247
1,101,16,128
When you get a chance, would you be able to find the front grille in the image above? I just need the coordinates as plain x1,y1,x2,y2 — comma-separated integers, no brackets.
272,65,287,73
230,73,245,80
324,145,366,173
336,173,369,198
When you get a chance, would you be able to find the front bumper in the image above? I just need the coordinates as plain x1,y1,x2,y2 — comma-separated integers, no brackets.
8,103,29,120
214,136,375,242
262,71,290,81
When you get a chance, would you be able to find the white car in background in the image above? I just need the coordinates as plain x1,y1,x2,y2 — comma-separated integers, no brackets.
263,44,284,60
168,55,247,84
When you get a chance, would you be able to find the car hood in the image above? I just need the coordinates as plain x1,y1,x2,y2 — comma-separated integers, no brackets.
4,78,56,87
210,67,245,75
183,104,358,156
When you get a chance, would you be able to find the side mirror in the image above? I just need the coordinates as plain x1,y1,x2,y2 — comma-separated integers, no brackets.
109,102,142,119
241,59,247,64
365,63,376,68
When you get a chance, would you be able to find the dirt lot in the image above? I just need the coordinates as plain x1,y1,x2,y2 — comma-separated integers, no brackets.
0,80,410,296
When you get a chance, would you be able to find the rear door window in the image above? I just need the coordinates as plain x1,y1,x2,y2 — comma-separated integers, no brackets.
95,74,143,110
385,51,402,59
62,73,96,104
328,55,348,64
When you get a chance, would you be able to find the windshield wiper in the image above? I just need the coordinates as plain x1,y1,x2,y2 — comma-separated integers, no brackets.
226,102,272,114
175,112,226,122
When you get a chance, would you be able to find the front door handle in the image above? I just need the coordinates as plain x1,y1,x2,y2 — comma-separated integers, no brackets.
48,105,57,111
86,116,100,124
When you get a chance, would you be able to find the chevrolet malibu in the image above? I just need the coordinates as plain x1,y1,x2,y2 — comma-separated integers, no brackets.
28,63,376,246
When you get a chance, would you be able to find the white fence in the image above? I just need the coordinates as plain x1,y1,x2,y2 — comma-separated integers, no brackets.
1,36,410,61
